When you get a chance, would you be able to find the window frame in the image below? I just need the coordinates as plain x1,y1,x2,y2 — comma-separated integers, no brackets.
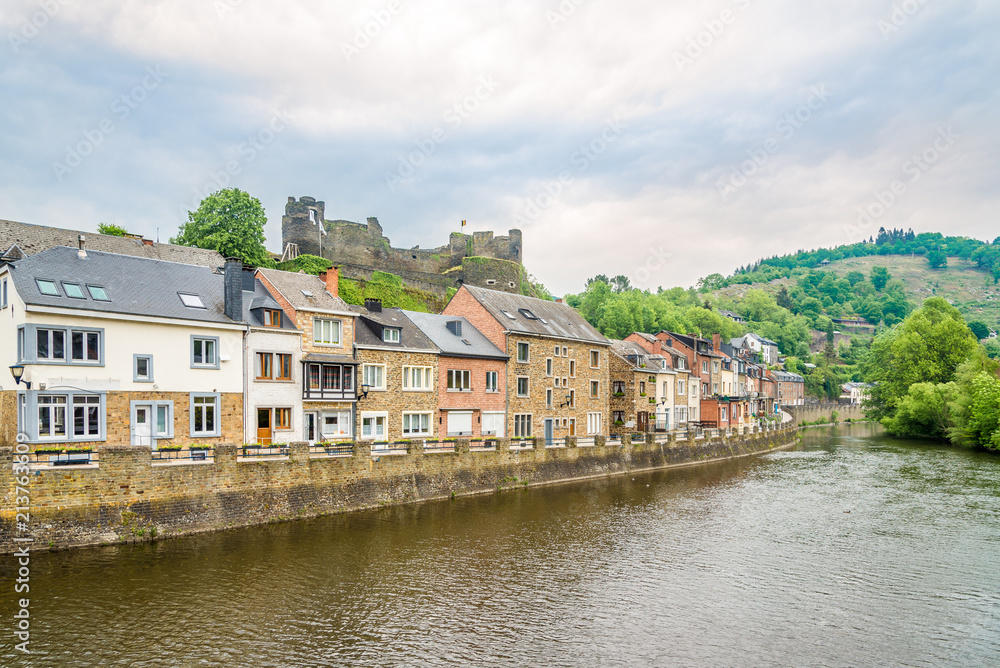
189,392,222,438
485,370,499,393
590,350,600,369
587,411,602,436
263,309,282,327
513,413,532,438
276,353,292,381
382,327,401,343
446,369,471,392
191,335,221,369
402,411,433,437
516,376,529,398
362,363,386,390
133,354,154,383
274,407,292,430
516,341,529,363
545,358,553,377
18,391,107,444
16,324,105,366
590,380,599,398
402,365,434,391
313,318,343,346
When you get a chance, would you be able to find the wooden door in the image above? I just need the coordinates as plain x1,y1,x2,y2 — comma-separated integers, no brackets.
257,408,272,445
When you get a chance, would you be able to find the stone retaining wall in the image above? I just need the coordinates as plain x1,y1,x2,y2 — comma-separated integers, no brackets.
0,426,799,553
785,403,867,425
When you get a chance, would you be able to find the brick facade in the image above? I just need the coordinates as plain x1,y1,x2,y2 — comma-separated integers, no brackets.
436,355,506,438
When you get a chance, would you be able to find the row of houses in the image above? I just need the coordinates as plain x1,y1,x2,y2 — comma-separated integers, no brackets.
0,242,803,451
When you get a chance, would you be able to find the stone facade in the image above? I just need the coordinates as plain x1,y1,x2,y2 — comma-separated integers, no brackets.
281,196,523,296
0,424,801,553
355,349,439,442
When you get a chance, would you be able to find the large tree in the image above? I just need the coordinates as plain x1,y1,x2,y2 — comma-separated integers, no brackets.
863,297,979,422
172,188,275,267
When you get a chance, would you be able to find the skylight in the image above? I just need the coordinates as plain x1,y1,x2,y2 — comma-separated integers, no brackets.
301,289,313,298
63,282,85,299
518,308,537,320
178,293,205,308
87,285,109,301
500,309,517,320
36,279,59,296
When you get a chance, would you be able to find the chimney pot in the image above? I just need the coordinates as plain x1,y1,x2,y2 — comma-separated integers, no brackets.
324,266,340,298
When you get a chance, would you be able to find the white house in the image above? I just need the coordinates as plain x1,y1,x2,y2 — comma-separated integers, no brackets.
0,246,245,452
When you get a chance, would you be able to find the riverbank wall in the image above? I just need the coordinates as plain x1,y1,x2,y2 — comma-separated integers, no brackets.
1,426,798,553
786,403,867,425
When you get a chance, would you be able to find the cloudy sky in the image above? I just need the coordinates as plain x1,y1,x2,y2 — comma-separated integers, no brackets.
1,1,997,295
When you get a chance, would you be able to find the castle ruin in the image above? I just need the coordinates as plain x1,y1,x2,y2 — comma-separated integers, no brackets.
281,196,524,295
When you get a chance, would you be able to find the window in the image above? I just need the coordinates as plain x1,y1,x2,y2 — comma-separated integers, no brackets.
612,410,625,424
554,345,560,356
713,382,719,394
587,412,602,435
485,370,498,393
713,361,720,373
36,328,66,361
590,350,600,368
546,388,553,408
720,407,728,421
639,381,646,395
192,336,219,368
264,309,282,327
569,360,576,377
275,408,291,430
190,394,220,437
516,376,529,397
402,412,432,436
402,366,433,391
613,380,626,394
568,390,576,408
155,404,172,437
256,352,273,379
501,310,517,321
448,411,473,436
363,364,385,390
518,308,537,320
277,354,292,380
134,354,153,382
447,369,471,391
83,285,107,301
562,347,568,357
516,342,529,363
36,279,59,296
361,413,387,439
382,328,401,343
483,412,505,437
2,277,7,308
63,282,85,299
546,358,553,376
314,318,342,345
321,410,353,438
71,330,101,362
178,293,204,308
37,395,67,438
702,361,709,373
73,395,101,438
590,380,599,398
514,414,532,438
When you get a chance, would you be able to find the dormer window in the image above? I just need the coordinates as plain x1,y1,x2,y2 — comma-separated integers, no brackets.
179,293,205,308
263,309,281,327
383,328,401,343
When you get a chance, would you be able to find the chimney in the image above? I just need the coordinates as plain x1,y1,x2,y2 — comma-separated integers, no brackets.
224,258,243,321
555,298,564,304
323,265,339,297
713,333,721,351
364,298,382,313
77,234,87,259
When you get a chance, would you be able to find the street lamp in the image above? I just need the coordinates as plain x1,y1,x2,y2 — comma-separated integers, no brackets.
9,365,30,389
357,383,371,401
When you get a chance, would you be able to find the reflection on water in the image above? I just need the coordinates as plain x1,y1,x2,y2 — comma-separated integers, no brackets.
3,424,999,666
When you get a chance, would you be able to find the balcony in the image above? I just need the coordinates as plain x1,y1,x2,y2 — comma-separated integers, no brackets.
302,359,358,402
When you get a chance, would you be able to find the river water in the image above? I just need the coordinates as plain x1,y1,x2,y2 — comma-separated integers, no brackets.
4,424,1000,667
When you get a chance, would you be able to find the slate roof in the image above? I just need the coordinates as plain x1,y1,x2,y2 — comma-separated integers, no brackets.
402,310,507,360
4,245,240,324
0,218,224,267
460,285,608,345
352,306,438,352
256,267,354,315
244,279,298,330
771,371,804,382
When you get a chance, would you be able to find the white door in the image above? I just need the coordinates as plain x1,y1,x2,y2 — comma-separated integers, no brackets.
482,412,505,437
448,411,473,436
133,406,152,447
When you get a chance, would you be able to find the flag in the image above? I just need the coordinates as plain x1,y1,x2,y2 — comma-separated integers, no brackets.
461,219,466,227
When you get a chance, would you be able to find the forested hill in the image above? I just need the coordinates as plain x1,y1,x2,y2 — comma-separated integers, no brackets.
701,228,1000,290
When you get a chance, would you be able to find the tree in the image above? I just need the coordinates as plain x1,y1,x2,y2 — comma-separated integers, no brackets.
610,275,632,293
697,273,726,292
776,285,795,311
863,297,979,422
98,223,129,237
172,188,275,267
871,266,890,291
927,249,948,269
738,289,780,322
968,320,990,340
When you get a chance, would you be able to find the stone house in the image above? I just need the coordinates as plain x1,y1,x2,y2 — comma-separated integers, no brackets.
0,246,244,452
403,310,508,438
608,340,675,437
256,267,359,443
352,302,439,443
625,332,690,428
443,285,610,442
771,370,805,406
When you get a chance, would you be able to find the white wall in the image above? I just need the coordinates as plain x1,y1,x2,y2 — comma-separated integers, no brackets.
244,328,303,444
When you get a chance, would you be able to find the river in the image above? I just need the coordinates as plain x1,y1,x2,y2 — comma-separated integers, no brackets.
4,424,999,666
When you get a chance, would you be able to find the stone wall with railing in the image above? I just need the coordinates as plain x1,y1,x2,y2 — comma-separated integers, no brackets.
0,424,799,553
